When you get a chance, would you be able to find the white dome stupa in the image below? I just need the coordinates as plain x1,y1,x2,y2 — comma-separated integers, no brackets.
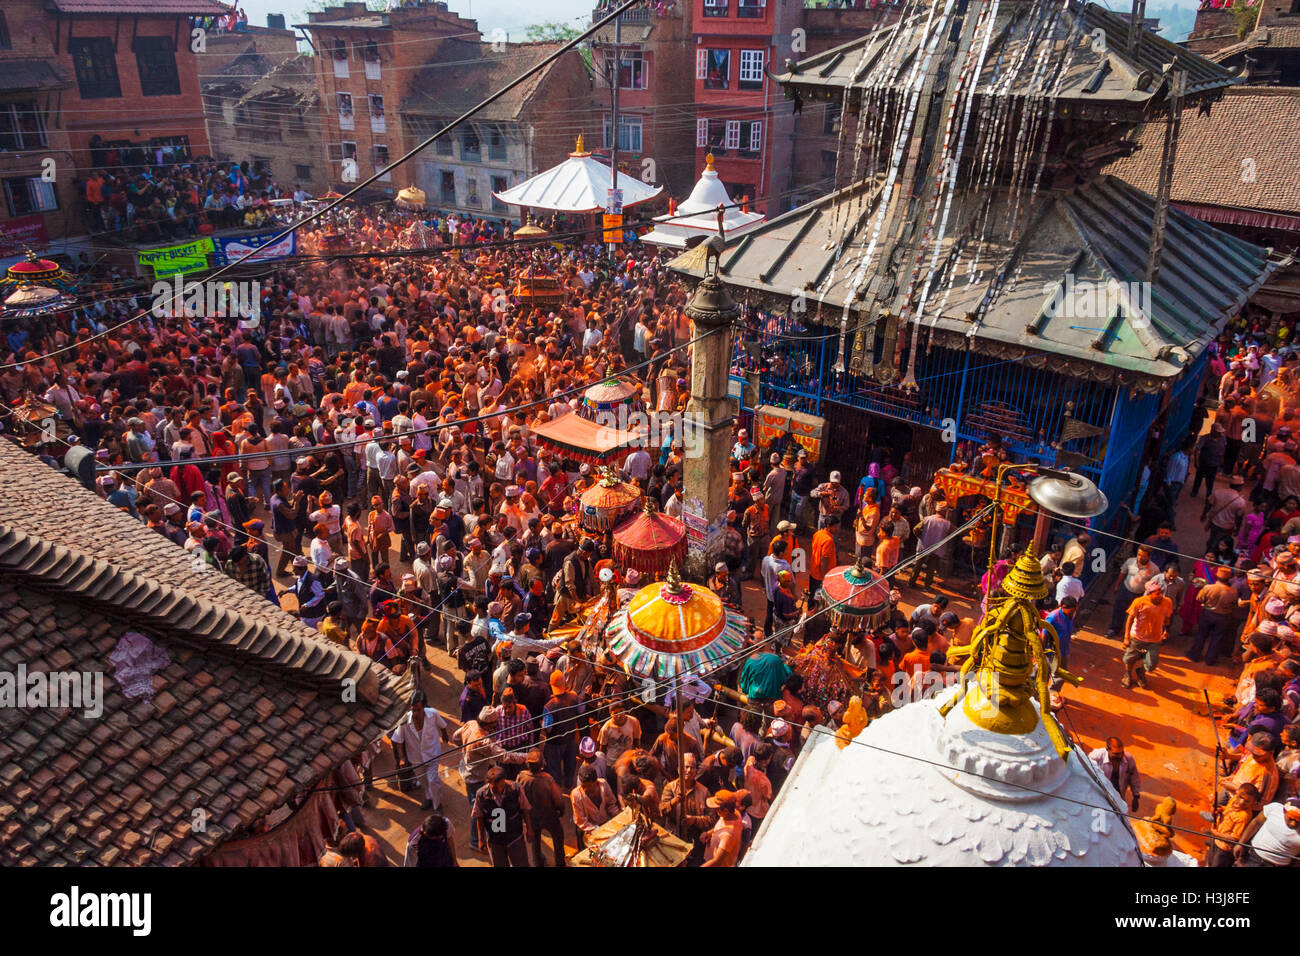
641,154,764,249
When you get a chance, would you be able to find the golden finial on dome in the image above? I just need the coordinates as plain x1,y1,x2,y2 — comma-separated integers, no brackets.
939,543,1081,760
664,560,684,594
1000,545,1049,601
575,133,585,154
705,153,715,171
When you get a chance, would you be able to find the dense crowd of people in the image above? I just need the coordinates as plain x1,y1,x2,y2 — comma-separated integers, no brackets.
4,200,1299,868
80,157,294,243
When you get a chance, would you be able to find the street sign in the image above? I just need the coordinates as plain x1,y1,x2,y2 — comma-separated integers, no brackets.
603,213,623,244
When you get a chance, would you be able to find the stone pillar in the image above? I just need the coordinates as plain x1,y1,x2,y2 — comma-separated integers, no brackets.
681,274,738,579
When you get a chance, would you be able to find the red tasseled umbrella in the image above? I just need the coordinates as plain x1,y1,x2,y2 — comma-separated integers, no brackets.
613,501,688,575
818,559,891,629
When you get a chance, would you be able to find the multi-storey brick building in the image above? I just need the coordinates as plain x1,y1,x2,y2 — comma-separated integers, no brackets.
786,4,898,207
690,0,878,214
691,0,802,214
297,1,482,196
201,21,328,195
0,0,226,262
589,1,695,199
299,1,596,221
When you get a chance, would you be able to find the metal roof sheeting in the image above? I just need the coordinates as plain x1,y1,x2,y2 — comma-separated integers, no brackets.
670,175,1274,389
778,0,1239,107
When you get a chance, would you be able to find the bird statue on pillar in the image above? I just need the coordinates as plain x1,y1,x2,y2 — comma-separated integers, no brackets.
703,203,727,278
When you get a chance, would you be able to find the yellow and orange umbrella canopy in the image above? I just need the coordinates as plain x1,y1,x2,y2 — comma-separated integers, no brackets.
607,566,749,679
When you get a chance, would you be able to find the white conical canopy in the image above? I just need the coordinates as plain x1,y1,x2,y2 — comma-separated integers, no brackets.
641,154,764,249
493,135,663,213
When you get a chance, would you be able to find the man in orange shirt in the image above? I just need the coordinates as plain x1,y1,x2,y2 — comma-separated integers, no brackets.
808,515,838,602
1121,578,1173,689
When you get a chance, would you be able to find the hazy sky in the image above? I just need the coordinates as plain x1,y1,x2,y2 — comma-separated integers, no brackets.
233,0,1201,44
235,0,594,41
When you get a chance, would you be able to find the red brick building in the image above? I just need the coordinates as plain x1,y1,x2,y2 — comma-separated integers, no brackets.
786,4,899,207
692,0,799,214
589,1,695,198
45,0,223,168
300,1,597,220
297,1,481,196
691,0,877,214
0,0,226,260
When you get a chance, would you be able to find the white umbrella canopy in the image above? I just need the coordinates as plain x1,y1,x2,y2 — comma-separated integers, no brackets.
493,135,662,213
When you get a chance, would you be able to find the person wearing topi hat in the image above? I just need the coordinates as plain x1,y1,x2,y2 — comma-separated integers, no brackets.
1120,576,1174,688
731,428,755,463
1189,564,1238,666
709,560,739,606
763,451,789,516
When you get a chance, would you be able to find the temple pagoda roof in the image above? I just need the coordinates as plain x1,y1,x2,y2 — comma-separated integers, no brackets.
670,174,1274,390
778,0,1240,118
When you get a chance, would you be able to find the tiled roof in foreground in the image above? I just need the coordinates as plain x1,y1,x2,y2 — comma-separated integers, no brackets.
0,439,409,866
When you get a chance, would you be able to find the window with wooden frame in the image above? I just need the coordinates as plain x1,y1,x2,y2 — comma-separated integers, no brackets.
68,37,121,99
135,36,180,97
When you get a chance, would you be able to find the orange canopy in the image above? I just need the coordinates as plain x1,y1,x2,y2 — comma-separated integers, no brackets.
533,413,644,465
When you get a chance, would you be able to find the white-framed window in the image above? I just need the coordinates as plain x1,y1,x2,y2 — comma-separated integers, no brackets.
703,0,728,15
373,144,390,181
696,117,708,147
748,120,762,152
3,175,57,217
337,92,354,131
696,49,707,80
725,120,740,150
737,0,764,16
0,101,48,151
604,51,648,90
739,49,764,90
369,94,385,133
332,39,349,78
329,140,358,181
603,113,643,153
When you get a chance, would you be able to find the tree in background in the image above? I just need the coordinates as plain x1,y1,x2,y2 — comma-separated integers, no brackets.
525,21,593,71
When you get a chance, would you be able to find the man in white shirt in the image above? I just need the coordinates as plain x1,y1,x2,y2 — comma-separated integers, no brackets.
1056,560,1086,604
390,695,450,810
625,447,652,483
1240,797,1300,866
375,440,399,499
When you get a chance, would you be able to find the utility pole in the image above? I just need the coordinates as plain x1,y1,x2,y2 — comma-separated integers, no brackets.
608,11,622,264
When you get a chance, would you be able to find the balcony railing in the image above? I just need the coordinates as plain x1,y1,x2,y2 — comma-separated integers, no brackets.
591,4,655,24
